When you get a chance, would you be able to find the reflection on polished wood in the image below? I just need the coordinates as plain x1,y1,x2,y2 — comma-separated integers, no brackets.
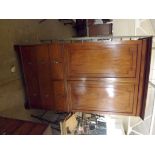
69,81,134,114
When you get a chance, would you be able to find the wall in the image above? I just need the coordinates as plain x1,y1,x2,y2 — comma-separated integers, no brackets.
113,19,135,36
0,19,75,117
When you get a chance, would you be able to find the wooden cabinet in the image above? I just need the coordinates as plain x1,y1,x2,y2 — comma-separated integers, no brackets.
15,37,152,118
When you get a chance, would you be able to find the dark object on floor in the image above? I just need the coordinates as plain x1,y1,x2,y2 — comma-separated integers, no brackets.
0,116,50,135
31,111,69,133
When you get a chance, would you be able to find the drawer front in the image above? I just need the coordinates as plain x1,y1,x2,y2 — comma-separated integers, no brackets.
49,44,64,80
66,42,139,78
53,81,67,111
69,81,135,114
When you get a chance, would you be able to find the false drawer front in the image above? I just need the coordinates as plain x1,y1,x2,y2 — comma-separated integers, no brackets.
49,44,64,80
53,81,68,111
66,41,141,78
68,81,135,114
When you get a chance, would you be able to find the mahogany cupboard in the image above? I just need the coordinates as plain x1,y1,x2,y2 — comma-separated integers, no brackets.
15,37,152,118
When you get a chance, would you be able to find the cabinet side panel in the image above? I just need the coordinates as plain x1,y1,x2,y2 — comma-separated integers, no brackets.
18,46,42,109
138,37,152,119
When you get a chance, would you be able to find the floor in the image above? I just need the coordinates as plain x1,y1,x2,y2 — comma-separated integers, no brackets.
0,104,68,134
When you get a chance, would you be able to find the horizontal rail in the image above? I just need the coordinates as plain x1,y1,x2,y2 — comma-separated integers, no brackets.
40,35,154,43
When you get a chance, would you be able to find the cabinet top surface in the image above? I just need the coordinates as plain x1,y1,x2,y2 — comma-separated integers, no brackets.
15,36,153,46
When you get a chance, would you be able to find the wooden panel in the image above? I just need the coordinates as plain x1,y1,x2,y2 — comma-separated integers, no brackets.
20,46,42,109
66,42,138,78
69,81,135,114
23,62,42,109
53,81,67,111
20,45,54,110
